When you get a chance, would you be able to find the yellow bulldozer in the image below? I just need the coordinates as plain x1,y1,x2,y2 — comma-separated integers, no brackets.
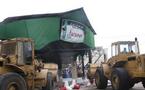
94,38,145,90
0,38,58,90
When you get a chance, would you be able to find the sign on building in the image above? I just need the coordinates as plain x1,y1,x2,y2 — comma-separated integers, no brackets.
60,19,85,43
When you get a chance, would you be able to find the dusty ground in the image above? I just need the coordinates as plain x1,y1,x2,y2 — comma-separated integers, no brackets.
80,83,144,90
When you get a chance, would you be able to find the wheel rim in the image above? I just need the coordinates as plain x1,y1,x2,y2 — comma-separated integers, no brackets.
95,72,100,86
112,74,120,90
7,82,18,90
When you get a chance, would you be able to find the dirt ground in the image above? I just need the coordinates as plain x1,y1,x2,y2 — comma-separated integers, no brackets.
80,83,144,90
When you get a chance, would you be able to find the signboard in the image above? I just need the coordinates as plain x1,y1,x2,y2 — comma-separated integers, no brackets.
60,19,85,43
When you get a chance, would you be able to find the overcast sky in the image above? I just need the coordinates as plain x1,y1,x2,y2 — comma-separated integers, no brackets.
0,0,145,56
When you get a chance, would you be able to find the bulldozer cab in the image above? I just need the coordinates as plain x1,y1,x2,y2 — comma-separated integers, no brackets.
111,39,139,57
0,38,34,65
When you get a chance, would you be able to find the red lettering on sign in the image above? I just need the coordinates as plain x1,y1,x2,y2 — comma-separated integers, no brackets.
69,30,83,38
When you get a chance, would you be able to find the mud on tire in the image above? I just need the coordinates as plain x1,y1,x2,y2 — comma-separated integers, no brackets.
95,68,108,89
111,68,129,90
0,72,27,90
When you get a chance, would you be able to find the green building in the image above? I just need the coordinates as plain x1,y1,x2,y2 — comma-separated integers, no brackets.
0,8,96,69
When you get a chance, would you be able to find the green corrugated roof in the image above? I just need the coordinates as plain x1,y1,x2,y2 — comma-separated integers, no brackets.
3,8,96,34
0,8,96,49
0,23,6,39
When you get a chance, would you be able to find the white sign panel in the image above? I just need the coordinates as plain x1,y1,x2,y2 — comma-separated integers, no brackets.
60,20,85,43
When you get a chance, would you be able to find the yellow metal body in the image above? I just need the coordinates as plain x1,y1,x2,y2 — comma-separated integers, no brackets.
0,38,58,90
101,40,145,84
102,53,145,79
89,39,145,86
87,64,98,79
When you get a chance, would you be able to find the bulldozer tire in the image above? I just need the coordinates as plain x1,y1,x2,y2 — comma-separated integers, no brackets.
0,72,27,90
111,68,129,90
129,80,135,88
142,79,145,88
95,68,107,89
43,72,54,90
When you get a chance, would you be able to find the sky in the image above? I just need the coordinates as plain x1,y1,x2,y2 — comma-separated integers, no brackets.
0,0,145,56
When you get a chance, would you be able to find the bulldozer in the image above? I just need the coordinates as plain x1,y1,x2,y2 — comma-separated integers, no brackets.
87,47,106,84
0,38,58,90
95,38,145,90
